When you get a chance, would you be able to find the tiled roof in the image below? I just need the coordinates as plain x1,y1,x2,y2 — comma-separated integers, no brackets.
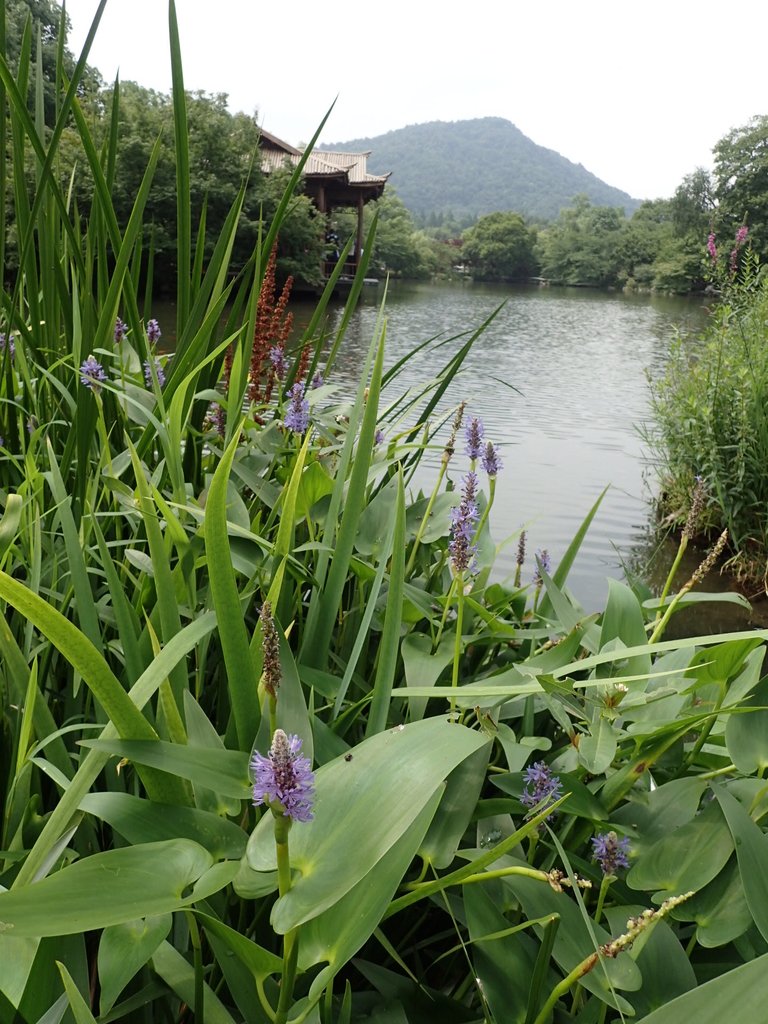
259,130,389,185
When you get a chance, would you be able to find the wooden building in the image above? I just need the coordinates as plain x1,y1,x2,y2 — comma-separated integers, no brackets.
259,129,390,280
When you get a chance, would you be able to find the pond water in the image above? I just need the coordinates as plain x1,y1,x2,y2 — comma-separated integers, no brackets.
292,280,710,612
157,280,749,619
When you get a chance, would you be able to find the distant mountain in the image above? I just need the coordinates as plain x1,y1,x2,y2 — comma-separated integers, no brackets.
322,117,639,223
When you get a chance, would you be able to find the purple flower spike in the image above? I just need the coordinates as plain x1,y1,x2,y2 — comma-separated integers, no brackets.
481,440,502,477
114,318,127,343
449,471,479,574
143,358,166,389
146,319,161,343
0,333,15,361
80,354,107,392
707,233,717,264
284,382,310,434
521,761,563,821
269,345,288,381
250,729,315,822
591,831,631,875
533,549,551,587
311,369,324,389
465,417,485,460
374,427,385,446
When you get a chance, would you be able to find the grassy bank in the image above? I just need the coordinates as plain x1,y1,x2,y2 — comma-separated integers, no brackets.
647,252,768,582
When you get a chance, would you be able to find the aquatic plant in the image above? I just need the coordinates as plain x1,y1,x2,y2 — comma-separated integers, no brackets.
2,7,768,1024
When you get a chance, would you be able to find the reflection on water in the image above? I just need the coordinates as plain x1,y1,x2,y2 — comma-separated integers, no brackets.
304,281,709,611
154,281,713,614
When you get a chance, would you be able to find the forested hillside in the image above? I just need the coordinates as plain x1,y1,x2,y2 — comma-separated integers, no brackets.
323,117,639,222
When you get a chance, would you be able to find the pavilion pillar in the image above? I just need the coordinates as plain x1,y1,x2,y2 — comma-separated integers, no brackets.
355,193,364,270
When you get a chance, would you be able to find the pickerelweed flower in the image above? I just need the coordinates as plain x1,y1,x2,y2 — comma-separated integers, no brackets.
250,729,315,822
79,355,107,392
465,416,485,460
143,358,166,389
374,427,385,446
533,549,551,586
707,232,717,264
481,440,502,477
310,369,324,389
284,382,310,434
0,333,15,361
269,344,288,380
683,475,707,541
516,530,527,568
260,602,281,698
591,831,631,875
146,319,161,343
449,471,479,574
114,317,127,342
521,760,563,820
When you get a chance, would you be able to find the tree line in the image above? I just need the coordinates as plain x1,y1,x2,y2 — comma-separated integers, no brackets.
5,2,767,293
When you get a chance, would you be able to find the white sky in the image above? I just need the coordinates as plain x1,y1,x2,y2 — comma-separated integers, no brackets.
63,0,768,202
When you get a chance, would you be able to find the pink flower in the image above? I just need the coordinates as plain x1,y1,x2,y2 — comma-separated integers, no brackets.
707,233,717,263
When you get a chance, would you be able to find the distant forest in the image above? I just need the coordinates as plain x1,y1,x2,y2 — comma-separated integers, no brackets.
6,2,767,295
323,118,639,224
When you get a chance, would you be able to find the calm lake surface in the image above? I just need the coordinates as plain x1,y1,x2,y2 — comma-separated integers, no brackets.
292,281,709,611
156,280,710,612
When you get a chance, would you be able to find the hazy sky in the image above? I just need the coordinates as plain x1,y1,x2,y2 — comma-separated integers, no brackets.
64,0,767,202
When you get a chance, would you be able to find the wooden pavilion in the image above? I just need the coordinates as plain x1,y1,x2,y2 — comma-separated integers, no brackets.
259,129,390,280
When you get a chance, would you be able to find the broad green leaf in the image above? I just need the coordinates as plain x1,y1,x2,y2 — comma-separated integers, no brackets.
151,939,237,1024
247,717,488,933
294,460,334,519
611,777,707,853
14,612,218,890
418,741,491,868
183,691,242,816
400,633,455,721
204,428,260,749
57,962,97,1024
196,912,282,980
671,857,751,948
598,578,651,680
502,865,640,1011
0,932,38,1007
602,906,695,1017
633,952,768,1023
0,840,212,937
579,713,619,774
98,915,171,1014
0,493,22,561
626,798,733,901
82,739,251,800
725,677,768,773
714,784,768,943
299,789,442,1000
367,471,406,736
464,881,538,1024
78,792,247,859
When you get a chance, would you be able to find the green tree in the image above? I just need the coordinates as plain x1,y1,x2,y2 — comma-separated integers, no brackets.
537,197,623,287
461,210,537,281
3,0,102,123
670,168,715,237
713,116,768,259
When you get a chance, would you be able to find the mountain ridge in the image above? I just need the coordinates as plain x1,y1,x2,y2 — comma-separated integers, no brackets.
322,117,639,223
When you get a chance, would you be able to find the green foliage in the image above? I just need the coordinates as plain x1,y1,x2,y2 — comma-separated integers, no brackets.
646,255,768,575
713,115,768,260
4,9,768,1024
461,210,538,281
